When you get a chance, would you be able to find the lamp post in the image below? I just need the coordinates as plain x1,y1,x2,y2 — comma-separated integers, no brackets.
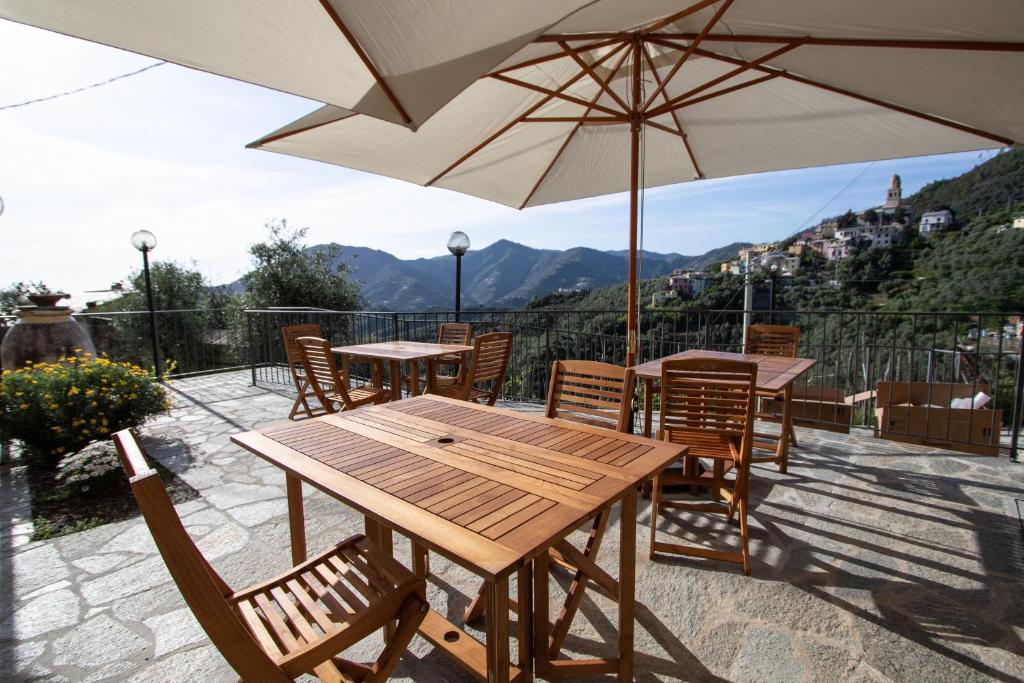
131,229,162,379
447,231,470,322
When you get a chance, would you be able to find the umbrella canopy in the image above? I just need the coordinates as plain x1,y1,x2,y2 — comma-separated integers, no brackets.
0,0,592,128
249,1,1024,364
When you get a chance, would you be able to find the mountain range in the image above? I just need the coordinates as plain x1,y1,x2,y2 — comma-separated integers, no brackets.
284,239,751,310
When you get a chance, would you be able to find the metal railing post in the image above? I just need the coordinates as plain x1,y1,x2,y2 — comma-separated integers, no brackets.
1009,324,1024,462
392,312,400,341
247,311,256,386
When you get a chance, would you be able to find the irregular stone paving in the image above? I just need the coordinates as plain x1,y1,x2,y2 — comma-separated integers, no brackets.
1,370,1023,682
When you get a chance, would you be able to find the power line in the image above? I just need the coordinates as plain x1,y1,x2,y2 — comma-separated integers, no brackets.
791,161,877,235
0,61,166,111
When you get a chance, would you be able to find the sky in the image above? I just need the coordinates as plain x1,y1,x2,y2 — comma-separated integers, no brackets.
0,19,1001,300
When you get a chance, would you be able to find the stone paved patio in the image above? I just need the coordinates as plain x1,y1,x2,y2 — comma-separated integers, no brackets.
2,370,1023,682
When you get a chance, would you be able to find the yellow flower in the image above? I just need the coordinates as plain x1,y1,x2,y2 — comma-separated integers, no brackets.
68,386,80,396
18,403,28,409
49,404,59,410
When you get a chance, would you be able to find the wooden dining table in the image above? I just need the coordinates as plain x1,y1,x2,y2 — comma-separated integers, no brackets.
232,395,684,682
331,340,473,401
632,349,816,472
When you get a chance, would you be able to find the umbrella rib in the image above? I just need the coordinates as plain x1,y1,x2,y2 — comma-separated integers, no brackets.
426,42,628,186
669,72,782,110
518,45,633,209
533,0,722,42
651,33,1024,52
490,73,623,117
317,0,412,127
558,41,629,112
249,112,358,148
646,40,806,118
642,0,734,110
689,45,1015,146
490,38,621,76
642,44,703,178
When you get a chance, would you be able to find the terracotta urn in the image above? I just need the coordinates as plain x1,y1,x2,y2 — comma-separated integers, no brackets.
1,295,96,371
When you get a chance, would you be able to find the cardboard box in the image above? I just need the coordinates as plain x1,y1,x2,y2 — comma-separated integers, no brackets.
762,386,852,434
874,382,1002,456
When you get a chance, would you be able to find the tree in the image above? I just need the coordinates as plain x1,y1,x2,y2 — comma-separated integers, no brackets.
242,220,363,311
0,281,56,316
862,208,879,225
836,210,857,229
93,262,237,374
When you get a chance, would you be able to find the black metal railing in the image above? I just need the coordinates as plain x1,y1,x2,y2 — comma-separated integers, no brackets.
2,306,1021,458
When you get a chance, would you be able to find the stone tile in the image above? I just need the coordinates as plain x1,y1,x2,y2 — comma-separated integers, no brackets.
729,627,805,682
79,556,170,606
143,607,205,657
127,645,231,682
13,545,70,596
72,554,129,575
199,482,283,509
52,614,148,667
2,588,80,640
226,498,288,527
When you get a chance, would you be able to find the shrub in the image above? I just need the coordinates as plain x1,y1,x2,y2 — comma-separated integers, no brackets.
0,353,170,468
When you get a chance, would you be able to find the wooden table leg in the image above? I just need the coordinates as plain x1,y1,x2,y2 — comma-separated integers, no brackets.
618,490,636,683
412,542,429,578
533,551,550,679
778,383,794,473
285,473,306,565
517,565,534,682
406,359,420,397
485,576,511,683
643,378,654,438
388,359,402,401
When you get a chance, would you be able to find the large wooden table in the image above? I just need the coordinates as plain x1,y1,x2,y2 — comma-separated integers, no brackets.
632,349,816,472
331,340,473,401
232,395,684,682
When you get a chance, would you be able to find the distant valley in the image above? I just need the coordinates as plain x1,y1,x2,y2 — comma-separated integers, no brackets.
225,239,749,310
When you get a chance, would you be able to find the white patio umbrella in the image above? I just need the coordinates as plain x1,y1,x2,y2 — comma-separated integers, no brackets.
249,0,1024,366
0,0,593,128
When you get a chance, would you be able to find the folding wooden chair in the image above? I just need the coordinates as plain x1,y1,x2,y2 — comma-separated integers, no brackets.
111,430,427,682
648,358,757,575
429,332,512,406
423,322,472,392
282,323,324,420
296,336,390,413
464,360,633,657
745,324,801,457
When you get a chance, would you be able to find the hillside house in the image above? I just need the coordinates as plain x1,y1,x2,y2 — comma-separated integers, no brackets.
668,269,711,297
919,209,954,237
1012,215,1024,229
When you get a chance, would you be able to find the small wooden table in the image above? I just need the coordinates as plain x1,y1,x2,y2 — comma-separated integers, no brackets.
632,350,816,472
232,395,683,682
331,341,473,401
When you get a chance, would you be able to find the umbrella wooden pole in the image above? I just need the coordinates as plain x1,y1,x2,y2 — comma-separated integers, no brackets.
626,37,642,369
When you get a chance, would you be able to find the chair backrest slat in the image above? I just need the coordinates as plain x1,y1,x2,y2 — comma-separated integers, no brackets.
546,360,633,433
111,431,288,681
660,358,757,464
437,322,472,346
296,336,353,411
744,324,799,357
460,332,513,404
282,323,323,367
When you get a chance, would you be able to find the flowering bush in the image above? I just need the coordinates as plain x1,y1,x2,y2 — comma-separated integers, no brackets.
0,353,170,468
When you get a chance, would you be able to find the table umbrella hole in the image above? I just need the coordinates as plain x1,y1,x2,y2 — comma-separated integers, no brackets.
444,630,461,643
437,437,455,444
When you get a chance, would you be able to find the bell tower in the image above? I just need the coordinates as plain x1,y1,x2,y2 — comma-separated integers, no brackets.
884,174,902,209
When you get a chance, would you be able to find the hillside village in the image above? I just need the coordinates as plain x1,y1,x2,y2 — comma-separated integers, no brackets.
651,162,1024,308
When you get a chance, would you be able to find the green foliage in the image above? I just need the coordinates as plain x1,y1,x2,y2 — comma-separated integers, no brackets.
0,354,170,469
0,281,57,316
912,148,1024,218
93,262,238,375
243,220,363,311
